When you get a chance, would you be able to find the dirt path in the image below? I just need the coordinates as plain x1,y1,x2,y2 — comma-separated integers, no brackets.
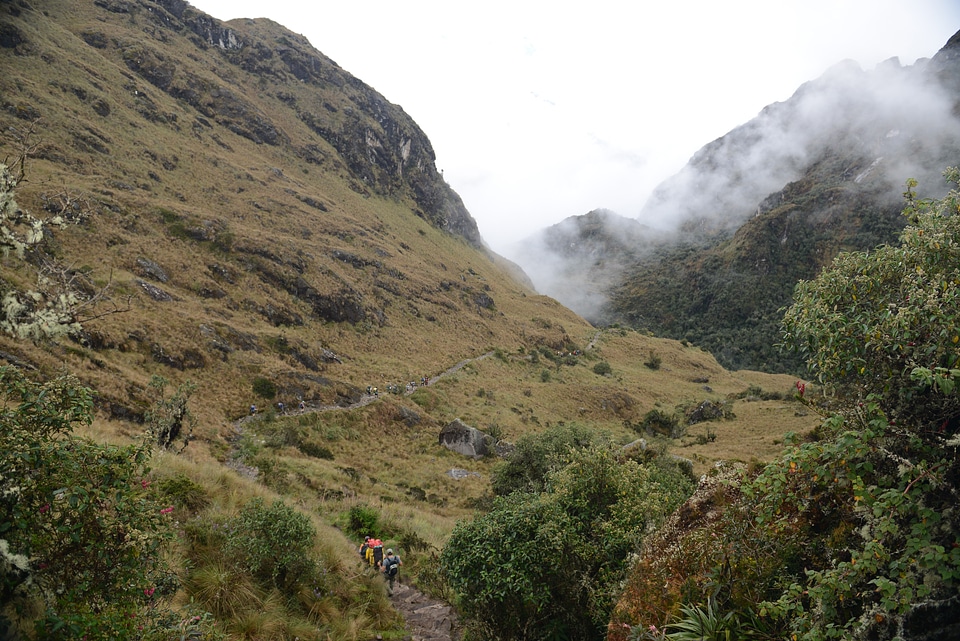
585,329,603,351
227,352,488,636
389,581,459,641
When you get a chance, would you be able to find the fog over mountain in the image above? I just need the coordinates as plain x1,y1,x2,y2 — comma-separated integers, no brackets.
510,31,960,332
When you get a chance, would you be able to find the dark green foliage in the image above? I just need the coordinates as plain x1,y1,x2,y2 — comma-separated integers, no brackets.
781,170,960,428
298,440,334,459
0,367,173,639
593,361,612,376
643,350,662,370
442,445,695,640
145,375,196,451
225,497,317,593
491,423,606,496
607,160,910,373
616,172,960,641
641,409,682,438
736,384,786,401
251,376,277,399
159,474,209,512
346,503,383,538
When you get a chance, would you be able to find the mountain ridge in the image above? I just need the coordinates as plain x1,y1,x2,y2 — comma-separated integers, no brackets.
514,29,960,371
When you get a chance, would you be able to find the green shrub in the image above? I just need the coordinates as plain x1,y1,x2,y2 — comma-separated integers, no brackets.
781,168,960,428
159,474,209,512
0,367,174,639
641,409,681,438
251,376,278,400
346,504,383,538
442,446,694,640
643,350,662,370
225,497,317,593
491,423,607,496
593,361,612,376
298,440,334,459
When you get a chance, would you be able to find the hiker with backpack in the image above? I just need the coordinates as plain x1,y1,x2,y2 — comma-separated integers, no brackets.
381,548,402,595
371,538,385,571
358,536,371,562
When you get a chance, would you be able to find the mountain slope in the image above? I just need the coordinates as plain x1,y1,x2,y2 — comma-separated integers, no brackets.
517,32,960,372
0,0,568,430
0,1,828,636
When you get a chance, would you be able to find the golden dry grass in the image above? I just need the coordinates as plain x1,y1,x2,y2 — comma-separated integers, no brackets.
0,1,822,634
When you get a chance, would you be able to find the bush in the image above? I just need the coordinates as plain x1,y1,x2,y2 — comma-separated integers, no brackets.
593,361,612,376
251,376,277,400
159,474,209,512
491,423,605,496
442,445,695,640
614,172,960,641
298,440,334,459
0,367,173,639
225,497,317,593
781,169,960,429
346,504,383,539
643,350,662,370
641,409,682,438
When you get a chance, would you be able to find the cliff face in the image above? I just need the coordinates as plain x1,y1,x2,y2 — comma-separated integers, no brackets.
517,30,960,372
0,0,478,245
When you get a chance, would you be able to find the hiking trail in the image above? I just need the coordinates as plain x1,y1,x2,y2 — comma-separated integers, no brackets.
388,581,459,641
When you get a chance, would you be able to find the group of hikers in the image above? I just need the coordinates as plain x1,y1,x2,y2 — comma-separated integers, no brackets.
373,375,432,397
248,377,436,418
248,400,306,416
358,535,402,595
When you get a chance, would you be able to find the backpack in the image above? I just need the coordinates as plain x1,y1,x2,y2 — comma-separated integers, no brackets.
385,557,399,576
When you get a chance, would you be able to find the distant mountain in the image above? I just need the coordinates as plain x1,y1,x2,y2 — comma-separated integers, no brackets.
517,30,960,372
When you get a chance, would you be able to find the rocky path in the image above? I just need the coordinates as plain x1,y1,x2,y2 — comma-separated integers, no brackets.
389,581,458,641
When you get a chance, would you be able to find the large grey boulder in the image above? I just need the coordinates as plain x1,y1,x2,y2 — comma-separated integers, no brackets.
439,419,493,458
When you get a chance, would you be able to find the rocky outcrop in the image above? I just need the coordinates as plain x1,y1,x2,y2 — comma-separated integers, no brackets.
438,419,493,458
390,582,458,641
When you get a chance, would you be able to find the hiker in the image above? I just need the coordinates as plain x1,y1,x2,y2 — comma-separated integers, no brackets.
365,539,377,567
299,400,306,412
372,538,384,570
359,535,371,562
381,548,402,595
249,404,256,415
277,401,284,414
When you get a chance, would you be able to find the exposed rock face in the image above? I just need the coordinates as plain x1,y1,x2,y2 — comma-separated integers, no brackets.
85,0,482,246
438,419,493,458
685,399,728,424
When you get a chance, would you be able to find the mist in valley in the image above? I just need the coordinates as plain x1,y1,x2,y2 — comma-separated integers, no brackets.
505,43,960,324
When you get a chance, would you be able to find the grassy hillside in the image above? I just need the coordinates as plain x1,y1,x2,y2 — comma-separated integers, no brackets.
0,0,819,637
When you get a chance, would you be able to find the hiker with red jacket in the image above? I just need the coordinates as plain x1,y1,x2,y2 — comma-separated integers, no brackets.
371,538,384,570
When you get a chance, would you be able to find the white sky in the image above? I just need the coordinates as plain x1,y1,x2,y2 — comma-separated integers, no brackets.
188,0,960,254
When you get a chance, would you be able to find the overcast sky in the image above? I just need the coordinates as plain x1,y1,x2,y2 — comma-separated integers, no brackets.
188,0,960,254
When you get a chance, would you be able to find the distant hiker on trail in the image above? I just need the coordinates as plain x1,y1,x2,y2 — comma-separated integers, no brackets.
249,404,256,415
359,535,371,562
381,548,402,595
277,401,284,414
299,400,306,412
